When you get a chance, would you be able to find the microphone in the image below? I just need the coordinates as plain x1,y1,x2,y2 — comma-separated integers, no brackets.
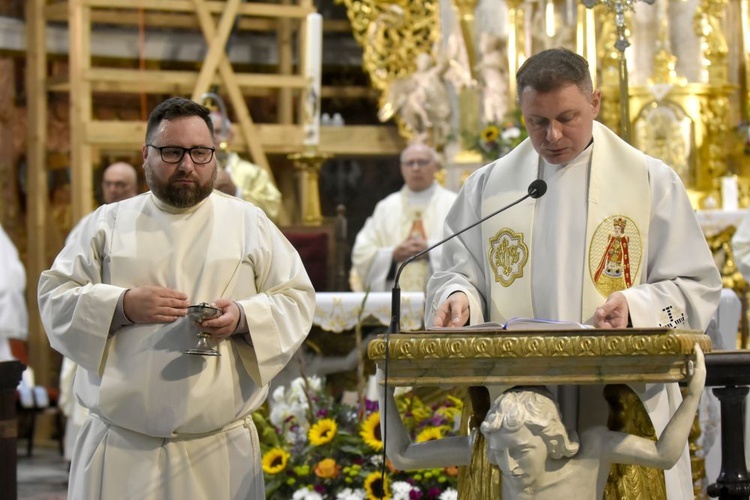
377,179,547,495
388,178,547,334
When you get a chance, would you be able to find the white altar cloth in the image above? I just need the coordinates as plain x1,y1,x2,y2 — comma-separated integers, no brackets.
313,291,425,333
695,209,745,236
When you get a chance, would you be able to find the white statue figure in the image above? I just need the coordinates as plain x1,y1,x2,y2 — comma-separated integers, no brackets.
530,4,576,51
442,30,474,92
379,52,453,148
380,344,706,499
475,32,509,124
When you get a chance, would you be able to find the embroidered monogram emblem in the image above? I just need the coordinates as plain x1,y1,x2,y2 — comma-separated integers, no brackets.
488,229,529,287
589,215,642,297
658,305,687,328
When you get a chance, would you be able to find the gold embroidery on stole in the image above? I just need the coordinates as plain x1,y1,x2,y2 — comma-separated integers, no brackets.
589,215,643,297
488,229,529,287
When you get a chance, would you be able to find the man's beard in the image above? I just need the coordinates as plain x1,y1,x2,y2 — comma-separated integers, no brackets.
145,164,217,208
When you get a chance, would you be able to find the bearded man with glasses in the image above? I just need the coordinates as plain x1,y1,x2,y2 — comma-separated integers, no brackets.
38,96,315,500
351,143,458,292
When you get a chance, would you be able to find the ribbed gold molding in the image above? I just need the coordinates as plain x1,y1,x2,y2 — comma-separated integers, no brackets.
368,329,710,386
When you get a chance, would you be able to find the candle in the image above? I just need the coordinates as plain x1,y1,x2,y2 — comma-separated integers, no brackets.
303,12,322,147
722,175,739,211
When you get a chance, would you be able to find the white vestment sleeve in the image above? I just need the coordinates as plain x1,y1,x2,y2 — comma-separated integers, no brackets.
38,207,124,374
351,201,396,292
0,224,28,340
620,162,722,331
233,212,315,387
426,168,492,326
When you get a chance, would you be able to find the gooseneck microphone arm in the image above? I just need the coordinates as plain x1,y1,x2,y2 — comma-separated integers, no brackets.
378,179,547,499
388,178,548,334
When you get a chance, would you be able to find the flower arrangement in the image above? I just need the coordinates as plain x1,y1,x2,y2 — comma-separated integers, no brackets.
255,376,463,500
464,108,528,163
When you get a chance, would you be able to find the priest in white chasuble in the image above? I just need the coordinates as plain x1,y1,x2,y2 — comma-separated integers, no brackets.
38,97,315,500
351,143,458,292
426,48,721,499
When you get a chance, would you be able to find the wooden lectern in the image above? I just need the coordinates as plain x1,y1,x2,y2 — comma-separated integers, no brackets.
368,328,710,499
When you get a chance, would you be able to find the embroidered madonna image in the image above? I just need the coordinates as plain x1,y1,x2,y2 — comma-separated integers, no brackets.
589,216,643,297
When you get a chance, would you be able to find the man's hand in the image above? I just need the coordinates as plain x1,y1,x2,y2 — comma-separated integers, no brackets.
196,298,241,341
432,292,470,328
123,286,189,323
594,291,629,328
392,238,428,263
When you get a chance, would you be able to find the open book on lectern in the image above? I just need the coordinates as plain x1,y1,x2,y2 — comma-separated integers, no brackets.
428,317,594,332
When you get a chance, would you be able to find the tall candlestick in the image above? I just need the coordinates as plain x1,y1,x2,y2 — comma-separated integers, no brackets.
303,12,322,147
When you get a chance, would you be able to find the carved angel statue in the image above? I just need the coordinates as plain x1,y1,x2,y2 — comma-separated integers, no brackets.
379,344,706,499
379,52,453,148
475,32,509,125
531,4,576,51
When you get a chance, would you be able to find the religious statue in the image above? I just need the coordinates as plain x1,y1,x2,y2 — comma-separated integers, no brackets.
530,1,577,52
380,344,706,499
475,32,509,125
378,52,453,148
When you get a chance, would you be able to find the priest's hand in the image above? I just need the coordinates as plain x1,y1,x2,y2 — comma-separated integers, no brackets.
594,292,629,328
393,238,428,263
432,292,469,328
123,286,189,323
196,298,240,341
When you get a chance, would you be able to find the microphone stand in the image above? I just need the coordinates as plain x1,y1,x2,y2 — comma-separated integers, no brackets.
378,180,547,497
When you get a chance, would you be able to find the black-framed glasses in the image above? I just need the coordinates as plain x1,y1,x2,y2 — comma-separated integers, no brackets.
147,144,216,164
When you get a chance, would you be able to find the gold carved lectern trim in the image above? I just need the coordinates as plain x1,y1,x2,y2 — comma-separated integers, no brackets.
368,329,710,387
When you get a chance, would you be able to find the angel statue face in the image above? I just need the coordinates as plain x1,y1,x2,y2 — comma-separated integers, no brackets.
481,388,580,491
488,423,548,489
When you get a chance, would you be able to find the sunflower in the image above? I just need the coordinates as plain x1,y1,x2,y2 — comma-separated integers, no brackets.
415,426,445,443
364,471,390,500
261,447,290,474
481,124,500,143
308,418,338,446
360,412,383,451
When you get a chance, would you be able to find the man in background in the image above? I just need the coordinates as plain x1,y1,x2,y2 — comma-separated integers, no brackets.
99,161,139,204
58,160,140,463
350,143,457,292
210,111,282,221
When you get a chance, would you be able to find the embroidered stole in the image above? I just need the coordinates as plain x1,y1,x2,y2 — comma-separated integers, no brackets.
399,188,435,291
481,121,651,323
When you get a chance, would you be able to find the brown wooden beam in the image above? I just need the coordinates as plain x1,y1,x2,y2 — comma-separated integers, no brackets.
25,0,51,388
191,0,270,171
79,0,313,18
48,68,307,93
85,121,404,156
